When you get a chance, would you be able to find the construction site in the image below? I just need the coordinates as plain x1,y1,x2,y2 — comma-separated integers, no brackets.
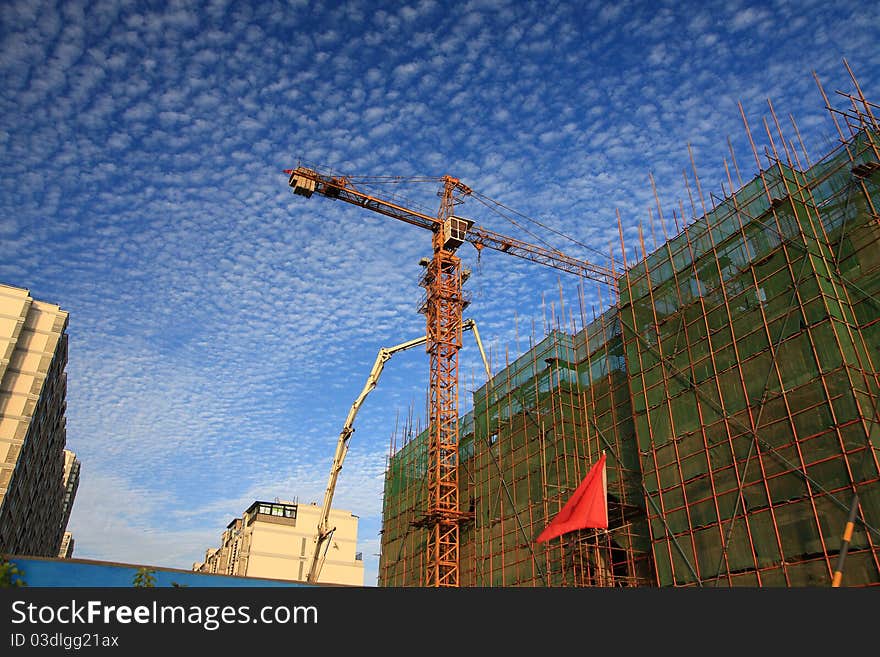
369,67,880,587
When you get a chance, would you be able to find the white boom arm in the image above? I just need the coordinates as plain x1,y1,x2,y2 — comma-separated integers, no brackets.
306,319,487,584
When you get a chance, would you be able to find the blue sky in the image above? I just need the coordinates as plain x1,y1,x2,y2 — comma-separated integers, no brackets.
1,0,877,586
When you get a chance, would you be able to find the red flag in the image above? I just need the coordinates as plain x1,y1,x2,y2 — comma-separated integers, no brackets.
537,452,608,543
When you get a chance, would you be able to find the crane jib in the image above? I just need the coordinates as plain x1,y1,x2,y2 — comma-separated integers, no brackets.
288,167,615,284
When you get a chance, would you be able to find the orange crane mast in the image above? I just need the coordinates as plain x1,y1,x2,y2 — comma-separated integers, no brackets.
285,165,616,587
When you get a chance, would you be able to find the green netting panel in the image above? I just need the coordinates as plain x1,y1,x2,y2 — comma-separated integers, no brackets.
665,508,691,536
762,261,803,304
758,567,788,586
654,441,679,469
739,352,777,404
694,379,721,416
854,481,880,534
670,391,700,435
703,419,728,445
813,492,869,553
785,558,831,586
744,481,770,510
805,456,850,491
579,309,623,357
776,499,824,559
689,496,717,528
847,218,880,274
670,312,709,352
755,416,791,450
384,429,429,502
628,272,650,301
727,430,752,461
833,550,880,587
730,571,761,586
647,405,672,444
713,344,737,374
670,539,699,585
657,461,682,491
663,484,686,512
719,521,759,573
811,128,879,234
734,326,768,363
472,330,576,411
838,423,873,455
848,447,880,484
709,443,735,471
853,386,880,429
783,378,825,420
652,542,672,586
767,471,809,505
689,353,713,385
757,442,800,477
777,335,820,390
692,526,722,575
749,509,783,567
715,490,741,520
713,373,745,416
811,322,845,371
791,402,835,442
775,198,809,243
731,306,764,348
683,474,714,505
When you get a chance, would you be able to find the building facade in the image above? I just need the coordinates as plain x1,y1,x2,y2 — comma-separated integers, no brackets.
0,283,73,557
616,125,880,586
58,531,74,558
193,500,364,586
57,449,80,557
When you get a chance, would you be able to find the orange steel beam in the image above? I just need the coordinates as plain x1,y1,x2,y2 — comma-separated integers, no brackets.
421,177,469,587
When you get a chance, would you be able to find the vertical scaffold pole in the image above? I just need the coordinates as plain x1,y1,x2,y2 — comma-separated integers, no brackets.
831,494,860,588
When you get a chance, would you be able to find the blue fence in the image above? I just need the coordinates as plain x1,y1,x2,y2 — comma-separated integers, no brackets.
4,556,313,588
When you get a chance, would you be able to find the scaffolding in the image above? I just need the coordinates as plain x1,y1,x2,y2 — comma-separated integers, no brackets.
616,69,879,586
379,322,656,587
378,65,880,587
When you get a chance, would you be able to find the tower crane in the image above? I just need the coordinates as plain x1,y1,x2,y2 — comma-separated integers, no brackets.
285,165,616,587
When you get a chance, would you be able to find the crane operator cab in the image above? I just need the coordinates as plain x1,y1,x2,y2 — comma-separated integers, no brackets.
443,216,473,251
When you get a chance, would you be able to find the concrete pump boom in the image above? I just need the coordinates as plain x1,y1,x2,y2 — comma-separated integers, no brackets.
307,318,488,584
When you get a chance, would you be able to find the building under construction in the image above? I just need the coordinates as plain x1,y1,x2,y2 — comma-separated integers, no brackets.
378,69,880,587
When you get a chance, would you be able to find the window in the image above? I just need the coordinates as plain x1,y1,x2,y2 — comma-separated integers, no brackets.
256,503,297,519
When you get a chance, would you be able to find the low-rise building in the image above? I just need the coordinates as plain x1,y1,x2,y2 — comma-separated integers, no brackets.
194,499,364,586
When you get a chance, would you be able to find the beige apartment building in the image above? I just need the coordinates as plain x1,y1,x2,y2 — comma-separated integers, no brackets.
0,283,74,557
58,531,74,558
60,449,81,527
58,449,81,555
194,499,365,586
